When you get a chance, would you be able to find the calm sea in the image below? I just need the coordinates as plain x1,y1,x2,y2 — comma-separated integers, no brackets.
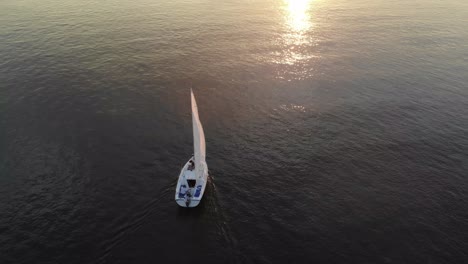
1,0,468,263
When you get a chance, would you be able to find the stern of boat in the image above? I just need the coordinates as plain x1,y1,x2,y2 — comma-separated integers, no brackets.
174,158,208,208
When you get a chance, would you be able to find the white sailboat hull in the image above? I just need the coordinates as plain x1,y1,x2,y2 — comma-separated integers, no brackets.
175,157,208,207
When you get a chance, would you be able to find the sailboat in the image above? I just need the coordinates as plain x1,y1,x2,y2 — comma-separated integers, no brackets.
175,89,209,207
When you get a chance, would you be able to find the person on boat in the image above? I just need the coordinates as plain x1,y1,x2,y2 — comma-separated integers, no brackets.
180,185,187,193
188,160,194,170
184,188,192,205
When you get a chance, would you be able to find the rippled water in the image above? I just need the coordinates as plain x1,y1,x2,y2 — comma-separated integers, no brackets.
1,0,468,263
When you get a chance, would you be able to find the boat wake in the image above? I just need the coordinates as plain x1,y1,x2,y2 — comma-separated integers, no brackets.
180,174,241,263
94,183,174,264
94,174,241,263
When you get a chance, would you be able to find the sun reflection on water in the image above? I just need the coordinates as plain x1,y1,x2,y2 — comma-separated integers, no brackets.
285,0,313,33
272,0,317,80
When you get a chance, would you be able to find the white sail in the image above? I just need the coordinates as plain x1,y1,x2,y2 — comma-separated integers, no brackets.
191,89,206,175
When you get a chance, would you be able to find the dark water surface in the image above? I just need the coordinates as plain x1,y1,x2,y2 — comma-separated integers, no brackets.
1,0,468,263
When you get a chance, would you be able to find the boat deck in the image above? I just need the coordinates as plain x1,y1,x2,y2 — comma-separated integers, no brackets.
175,158,208,207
